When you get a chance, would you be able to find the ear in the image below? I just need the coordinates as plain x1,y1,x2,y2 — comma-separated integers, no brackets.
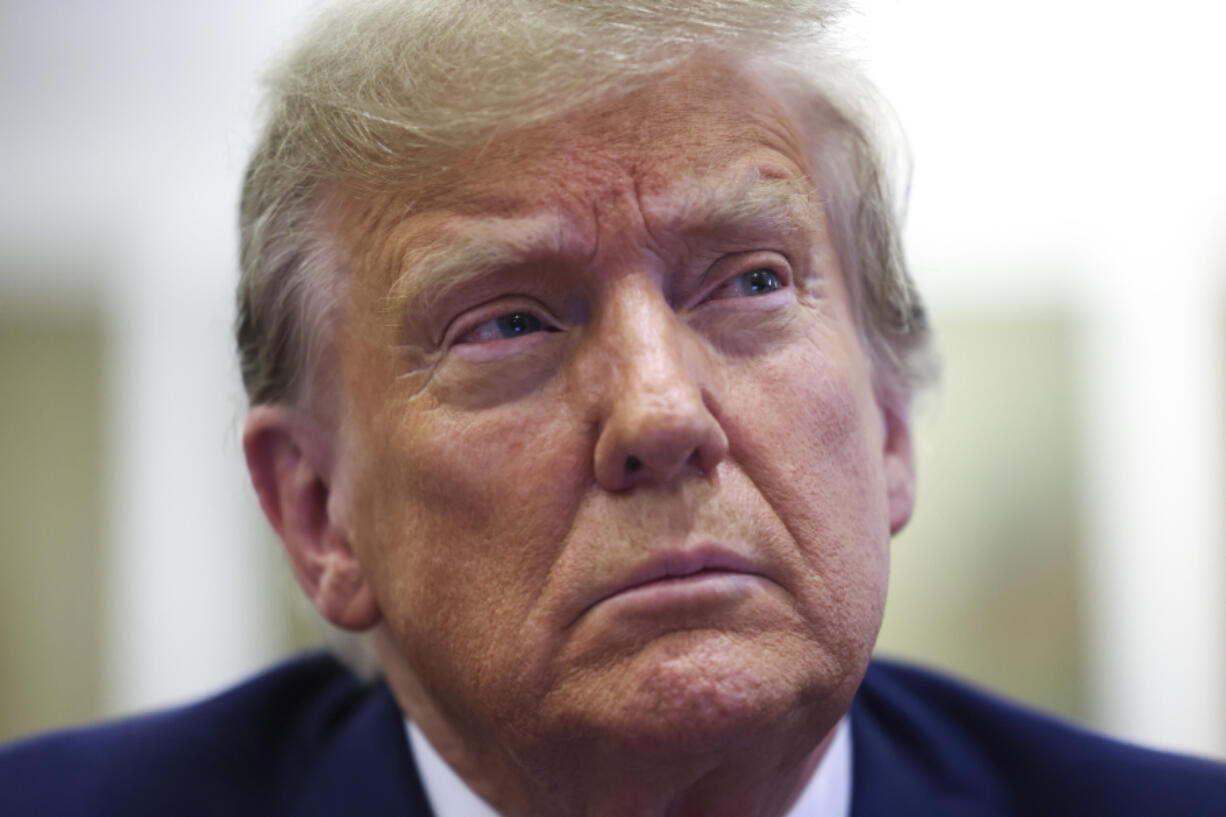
878,389,917,535
242,405,381,631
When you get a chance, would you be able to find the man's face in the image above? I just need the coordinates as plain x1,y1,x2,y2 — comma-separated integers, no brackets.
327,64,910,763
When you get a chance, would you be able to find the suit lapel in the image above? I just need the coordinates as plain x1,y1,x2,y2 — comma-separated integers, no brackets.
850,667,997,817
292,682,435,817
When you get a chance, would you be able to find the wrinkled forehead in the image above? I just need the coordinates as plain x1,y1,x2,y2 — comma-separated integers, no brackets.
328,60,823,293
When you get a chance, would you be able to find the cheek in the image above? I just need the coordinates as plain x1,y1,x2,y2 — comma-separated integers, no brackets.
722,334,891,648
343,393,587,690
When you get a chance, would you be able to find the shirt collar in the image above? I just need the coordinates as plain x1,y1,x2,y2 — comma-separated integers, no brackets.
406,716,853,817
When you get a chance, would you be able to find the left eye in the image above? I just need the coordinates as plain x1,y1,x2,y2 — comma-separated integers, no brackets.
459,311,560,344
712,268,783,298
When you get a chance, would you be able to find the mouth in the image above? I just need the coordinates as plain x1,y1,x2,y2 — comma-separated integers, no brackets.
574,545,773,624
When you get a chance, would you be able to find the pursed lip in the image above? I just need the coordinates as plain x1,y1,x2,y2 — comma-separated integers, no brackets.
572,544,773,625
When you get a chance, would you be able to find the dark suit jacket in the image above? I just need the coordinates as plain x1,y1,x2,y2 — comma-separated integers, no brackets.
2,653,1223,815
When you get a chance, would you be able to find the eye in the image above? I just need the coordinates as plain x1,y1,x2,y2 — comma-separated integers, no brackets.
711,267,784,299
458,310,561,344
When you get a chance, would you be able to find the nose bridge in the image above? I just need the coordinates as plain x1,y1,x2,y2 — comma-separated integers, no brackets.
608,283,691,404
589,279,728,490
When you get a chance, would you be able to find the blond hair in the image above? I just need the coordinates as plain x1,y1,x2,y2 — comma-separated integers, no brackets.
237,0,934,409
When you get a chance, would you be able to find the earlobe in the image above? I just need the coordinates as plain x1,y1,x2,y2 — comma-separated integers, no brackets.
242,406,381,631
879,390,917,535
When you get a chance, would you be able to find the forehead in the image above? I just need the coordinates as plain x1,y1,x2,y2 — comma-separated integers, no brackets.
332,61,822,302
446,62,811,209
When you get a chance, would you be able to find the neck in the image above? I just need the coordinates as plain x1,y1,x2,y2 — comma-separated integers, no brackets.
375,629,841,817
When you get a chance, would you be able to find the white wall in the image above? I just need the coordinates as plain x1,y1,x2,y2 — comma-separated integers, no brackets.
1,0,321,712
857,0,1226,755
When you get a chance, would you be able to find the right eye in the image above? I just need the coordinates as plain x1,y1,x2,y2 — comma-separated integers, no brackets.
457,310,561,344
709,267,784,299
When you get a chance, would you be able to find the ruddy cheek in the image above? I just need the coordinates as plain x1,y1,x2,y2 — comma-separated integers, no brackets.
389,398,585,573
353,408,584,683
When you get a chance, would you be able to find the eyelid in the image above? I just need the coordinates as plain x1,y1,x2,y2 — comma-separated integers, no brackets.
698,252,793,304
443,296,562,346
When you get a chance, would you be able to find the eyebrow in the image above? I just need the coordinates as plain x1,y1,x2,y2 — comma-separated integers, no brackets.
386,212,579,317
386,167,823,316
651,170,821,242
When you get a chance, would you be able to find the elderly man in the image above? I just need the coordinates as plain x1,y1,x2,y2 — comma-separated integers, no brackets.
2,1,1225,815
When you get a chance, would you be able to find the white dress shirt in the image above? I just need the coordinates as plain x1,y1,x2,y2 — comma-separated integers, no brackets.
406,716,852,817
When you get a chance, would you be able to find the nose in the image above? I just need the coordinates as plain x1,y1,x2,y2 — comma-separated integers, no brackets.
590,284,729,491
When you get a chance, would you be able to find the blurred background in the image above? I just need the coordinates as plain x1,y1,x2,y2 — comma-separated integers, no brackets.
1,0,1223,760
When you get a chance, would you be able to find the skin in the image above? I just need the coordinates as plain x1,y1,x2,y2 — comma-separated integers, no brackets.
245,60,915,817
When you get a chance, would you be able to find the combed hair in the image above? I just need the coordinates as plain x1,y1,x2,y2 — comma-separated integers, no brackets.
237,0,936,410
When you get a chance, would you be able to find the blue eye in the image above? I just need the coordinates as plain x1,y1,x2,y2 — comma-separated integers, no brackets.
495,312,543,336
704,266,787,303
460,310,560,343
737,268,782,295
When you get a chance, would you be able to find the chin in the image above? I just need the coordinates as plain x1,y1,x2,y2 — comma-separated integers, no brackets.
546,629,847,755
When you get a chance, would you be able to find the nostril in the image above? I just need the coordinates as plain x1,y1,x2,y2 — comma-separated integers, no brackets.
625,455,643,474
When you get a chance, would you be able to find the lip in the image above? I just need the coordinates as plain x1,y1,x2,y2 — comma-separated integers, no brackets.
573,544,772,624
